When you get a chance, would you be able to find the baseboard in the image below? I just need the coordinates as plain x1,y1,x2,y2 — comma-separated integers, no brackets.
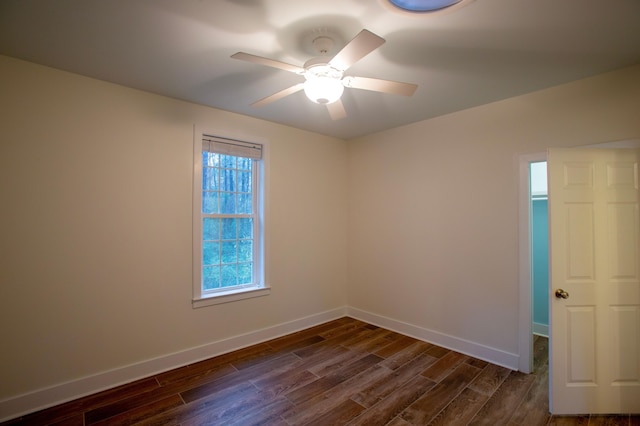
0,306,348,422
347,307,520,371
533,322,549,337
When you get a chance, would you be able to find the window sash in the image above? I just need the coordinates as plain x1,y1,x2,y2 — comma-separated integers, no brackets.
201,156,260,294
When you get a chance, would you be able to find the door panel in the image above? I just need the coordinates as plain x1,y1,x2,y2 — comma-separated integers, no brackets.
566,306,596,384
566,203,595,280
610,306,640,383
549,148,640,414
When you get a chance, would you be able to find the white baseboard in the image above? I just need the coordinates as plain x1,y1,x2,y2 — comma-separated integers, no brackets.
0,306,348,422
347,307,520,371
533,322,549,337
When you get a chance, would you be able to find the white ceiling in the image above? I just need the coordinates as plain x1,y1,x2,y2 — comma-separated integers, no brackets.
1,0,639,140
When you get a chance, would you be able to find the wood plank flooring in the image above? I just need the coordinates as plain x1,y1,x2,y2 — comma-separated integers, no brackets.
2,317,638,425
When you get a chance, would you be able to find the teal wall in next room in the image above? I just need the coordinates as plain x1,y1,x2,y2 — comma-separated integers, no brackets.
532,198,549,331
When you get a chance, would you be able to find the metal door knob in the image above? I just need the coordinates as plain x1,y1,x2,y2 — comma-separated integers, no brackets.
555,289,569,299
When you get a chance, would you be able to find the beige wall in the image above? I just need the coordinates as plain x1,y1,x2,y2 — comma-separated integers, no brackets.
347,64,640,355
0,55,348,400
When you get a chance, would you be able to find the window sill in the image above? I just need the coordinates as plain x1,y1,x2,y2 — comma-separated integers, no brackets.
192,285,271,308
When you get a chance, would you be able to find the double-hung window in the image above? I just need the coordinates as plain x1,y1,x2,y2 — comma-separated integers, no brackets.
193,133,268,307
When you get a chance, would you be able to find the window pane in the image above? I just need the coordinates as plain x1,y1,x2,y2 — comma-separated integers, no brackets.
203,266,221,290
203,241,220,265
237,170,251,193
203,167,219,190
203,218,220,240
221,241,237,264
238,240,252,262
220,154,236,169
221,264,237,287
220,168,235,192
238,263,252,285
203,151,220,167
221,218,236,239
237,193,252,214
238,218,253,239
202,191,219,214
220,192,236,214
237,157,252,171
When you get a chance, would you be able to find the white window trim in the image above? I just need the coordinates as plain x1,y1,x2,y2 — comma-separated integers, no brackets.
192,126,270,308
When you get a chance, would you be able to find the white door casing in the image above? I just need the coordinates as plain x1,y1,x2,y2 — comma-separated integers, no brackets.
549,148,640,414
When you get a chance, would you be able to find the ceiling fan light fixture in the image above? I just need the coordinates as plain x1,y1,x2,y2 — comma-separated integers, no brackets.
303,63,344,104
304,75,344,104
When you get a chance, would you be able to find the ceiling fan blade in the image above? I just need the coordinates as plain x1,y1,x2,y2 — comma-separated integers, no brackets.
326,99,347,120
328,29,385,72
251,83,305,107
343,76,418,97
231,52,305,74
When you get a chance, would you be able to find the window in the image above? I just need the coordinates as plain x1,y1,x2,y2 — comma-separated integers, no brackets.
193,132,268,307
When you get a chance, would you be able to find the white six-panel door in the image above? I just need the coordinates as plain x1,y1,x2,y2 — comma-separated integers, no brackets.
549,148,640,414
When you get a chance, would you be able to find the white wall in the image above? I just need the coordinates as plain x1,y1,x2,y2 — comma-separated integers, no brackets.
0,55,348,405
347,64,640,358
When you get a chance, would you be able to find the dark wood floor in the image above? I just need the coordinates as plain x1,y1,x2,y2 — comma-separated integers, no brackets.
3,317,638,425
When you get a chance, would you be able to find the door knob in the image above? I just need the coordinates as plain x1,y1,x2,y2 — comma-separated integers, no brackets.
555,289,569,299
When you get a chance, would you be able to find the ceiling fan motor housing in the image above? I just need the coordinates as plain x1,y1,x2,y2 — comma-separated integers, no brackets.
312,36,334,55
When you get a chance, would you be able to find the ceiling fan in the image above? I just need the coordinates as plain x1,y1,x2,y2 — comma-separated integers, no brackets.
231,29,418,120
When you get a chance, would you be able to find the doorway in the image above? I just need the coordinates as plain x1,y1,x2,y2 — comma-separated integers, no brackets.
530,161,549,374
518,152,547,374
530,161,548,341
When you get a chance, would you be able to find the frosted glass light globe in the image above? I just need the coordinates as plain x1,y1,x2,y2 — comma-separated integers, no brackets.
303,75,344,104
